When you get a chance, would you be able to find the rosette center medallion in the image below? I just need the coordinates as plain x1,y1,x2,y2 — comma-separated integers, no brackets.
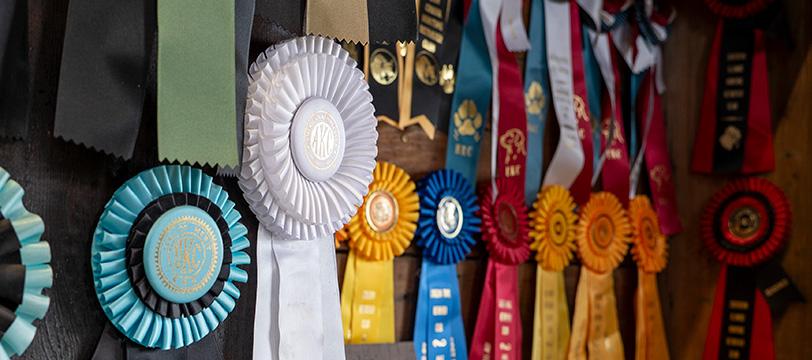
291,97,346,182
436,196,463,239
497,202,519,241
365,190,399,233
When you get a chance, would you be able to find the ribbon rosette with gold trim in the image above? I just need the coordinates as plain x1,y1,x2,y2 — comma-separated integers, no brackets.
568,192,631,360
239,36,378,360
91,165,250,350
0,167,52,359
629,196,669,360
342,161,419,343
528,185,577,360
701,178,800,360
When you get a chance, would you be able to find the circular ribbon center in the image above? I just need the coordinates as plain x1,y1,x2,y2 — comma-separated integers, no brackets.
436,196,464,239
549,210,569,246
642,217,657,250
365,190,399,233
728,206,760,241
370,48,398,85
290,97,346,182
591,214,615,250
497,202,519,241
143,206,223,304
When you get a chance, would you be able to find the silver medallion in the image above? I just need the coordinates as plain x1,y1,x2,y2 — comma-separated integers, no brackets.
436,196,463,239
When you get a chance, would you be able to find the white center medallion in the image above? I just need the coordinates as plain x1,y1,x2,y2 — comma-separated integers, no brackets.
291,97,346,182
437,196,463,239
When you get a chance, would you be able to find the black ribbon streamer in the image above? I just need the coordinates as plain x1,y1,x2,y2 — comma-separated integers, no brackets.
368,43,401,122
0,0,30,139
92,323,220,360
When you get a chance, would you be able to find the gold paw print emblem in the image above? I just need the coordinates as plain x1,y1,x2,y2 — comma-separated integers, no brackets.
719,126,742,151
453,100,483,141
525,81,544,115
370,48,397,86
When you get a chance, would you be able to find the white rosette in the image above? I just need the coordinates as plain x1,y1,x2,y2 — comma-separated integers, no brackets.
239,36,378,360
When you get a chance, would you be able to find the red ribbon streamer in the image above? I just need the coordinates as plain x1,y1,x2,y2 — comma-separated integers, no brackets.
600,49,631,207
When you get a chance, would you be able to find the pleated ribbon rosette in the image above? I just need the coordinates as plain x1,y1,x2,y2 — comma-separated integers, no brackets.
0,167,52,360
90,165,250,350
238,35,378,360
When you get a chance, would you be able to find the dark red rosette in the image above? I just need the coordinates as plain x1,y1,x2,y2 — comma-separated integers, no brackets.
479,179,531,265
704,0,774,19
701,178,790,267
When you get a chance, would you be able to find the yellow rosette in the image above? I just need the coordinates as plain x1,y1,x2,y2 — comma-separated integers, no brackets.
528,185,577,360
341,162,419,344
569,192,631,360
629,196,669,360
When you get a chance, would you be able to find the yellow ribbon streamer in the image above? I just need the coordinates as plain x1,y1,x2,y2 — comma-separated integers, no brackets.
532,268,570,360
340,162,419,344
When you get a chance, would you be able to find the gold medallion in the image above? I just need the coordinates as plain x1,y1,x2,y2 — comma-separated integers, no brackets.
415,51,439,86
525,81,545,115
364,190,399,233
728,206,760,239
370,48,398,85
439,64,455,94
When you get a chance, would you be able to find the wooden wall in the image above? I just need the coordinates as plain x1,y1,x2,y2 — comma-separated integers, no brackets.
1,0,810,359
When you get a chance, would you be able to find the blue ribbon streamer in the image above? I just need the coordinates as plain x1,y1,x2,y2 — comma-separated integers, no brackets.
523,0,552,205
444,0,491,186
582,27,604,173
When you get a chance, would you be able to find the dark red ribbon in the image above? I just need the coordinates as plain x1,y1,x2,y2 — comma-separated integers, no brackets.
599,49,631,207
569,0,594,206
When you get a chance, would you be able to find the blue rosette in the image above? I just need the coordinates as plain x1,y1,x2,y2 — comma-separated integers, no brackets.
91,165,250,349
416,169,480,264
0,167,52,360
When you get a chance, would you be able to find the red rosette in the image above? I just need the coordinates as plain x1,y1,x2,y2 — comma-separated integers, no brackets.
704,0,774,19
700,178,791,267
479,180,531,265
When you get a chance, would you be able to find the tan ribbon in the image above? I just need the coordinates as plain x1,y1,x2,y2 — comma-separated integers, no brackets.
532,268,570,360
568,270,624,360
635,271,669,360
306,0,369,44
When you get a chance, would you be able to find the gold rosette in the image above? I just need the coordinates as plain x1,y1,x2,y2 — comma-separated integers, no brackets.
335,224,350,249
630,196,668,273
342,162,419,344
529,185,577,360
569,192,630,360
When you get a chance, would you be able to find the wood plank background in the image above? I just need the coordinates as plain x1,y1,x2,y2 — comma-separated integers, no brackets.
0,0,809,359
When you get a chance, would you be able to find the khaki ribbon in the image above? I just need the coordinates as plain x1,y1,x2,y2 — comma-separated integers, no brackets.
568,270,624,360
635,271,669,360
531,268,570,360
340,252,396,343
306,0,369,44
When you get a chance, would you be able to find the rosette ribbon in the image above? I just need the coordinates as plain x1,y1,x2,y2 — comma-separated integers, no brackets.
90,165,250,355
342,162,419,344
0,167,51,359
701,178,802,360
629,196,669,360
528,185,577,360
568,192,631,360
239,36,378,360
691,0,777,175
413,169,480,360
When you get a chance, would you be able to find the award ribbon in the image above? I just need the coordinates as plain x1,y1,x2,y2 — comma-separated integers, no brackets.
0,0,29,140
568,192,630,360
691,0,777,174
568,0,595,206
90,165,250,351
471,5,531,357
240,36,378,360
528,185,577,360
629,196,669,360
701,178,802,360
523,0,552,206
342,162,419,344
0,167,51,359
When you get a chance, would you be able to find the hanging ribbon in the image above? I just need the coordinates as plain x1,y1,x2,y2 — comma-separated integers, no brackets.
53,0,151,157
523,0,552,206
629,196,669,360
470,3,531,357
368,41,408,127
568,0,595,206
0,0,29,139
691,0,777,175
240,36,378,360
528,185,578,360
701,178,803,360
569,192,630,360
0,167,51,359
306,0,370,44
342,162,419,344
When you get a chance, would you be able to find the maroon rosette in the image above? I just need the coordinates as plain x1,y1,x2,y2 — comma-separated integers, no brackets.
479,179,531,265
704,0,774,19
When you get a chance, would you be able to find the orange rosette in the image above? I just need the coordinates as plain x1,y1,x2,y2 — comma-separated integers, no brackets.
575,192,632,274
629,195,668,273
529,185,578,272
342,161,419,344
335,224,350,249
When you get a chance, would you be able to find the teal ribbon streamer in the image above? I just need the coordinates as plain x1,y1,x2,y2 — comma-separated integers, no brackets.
629,73,644,162
523,0,551,205
444,0,491,185
582,27,604,177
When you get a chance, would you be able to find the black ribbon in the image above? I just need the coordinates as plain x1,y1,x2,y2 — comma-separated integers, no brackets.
126,193,232,319
755,262,804,318
719,266,757,360
0,304,15,337
92,323,221,360
409,0,463,134
0,0,30,139
0,214,23,314
368,43,401,123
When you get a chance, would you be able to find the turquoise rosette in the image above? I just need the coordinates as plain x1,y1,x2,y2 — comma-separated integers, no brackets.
0,167,52,360
416,169,480,264
91,165,250,349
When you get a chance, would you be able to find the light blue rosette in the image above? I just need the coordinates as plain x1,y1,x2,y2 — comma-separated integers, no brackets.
0,167,52,360
91,165,250,349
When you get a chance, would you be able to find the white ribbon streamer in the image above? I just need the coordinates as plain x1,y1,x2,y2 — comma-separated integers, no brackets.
500,0,531,52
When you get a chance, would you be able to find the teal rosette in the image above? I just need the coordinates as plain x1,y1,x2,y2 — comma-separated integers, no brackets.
91,165,250,349
416,169,480,264
0,167,52,360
